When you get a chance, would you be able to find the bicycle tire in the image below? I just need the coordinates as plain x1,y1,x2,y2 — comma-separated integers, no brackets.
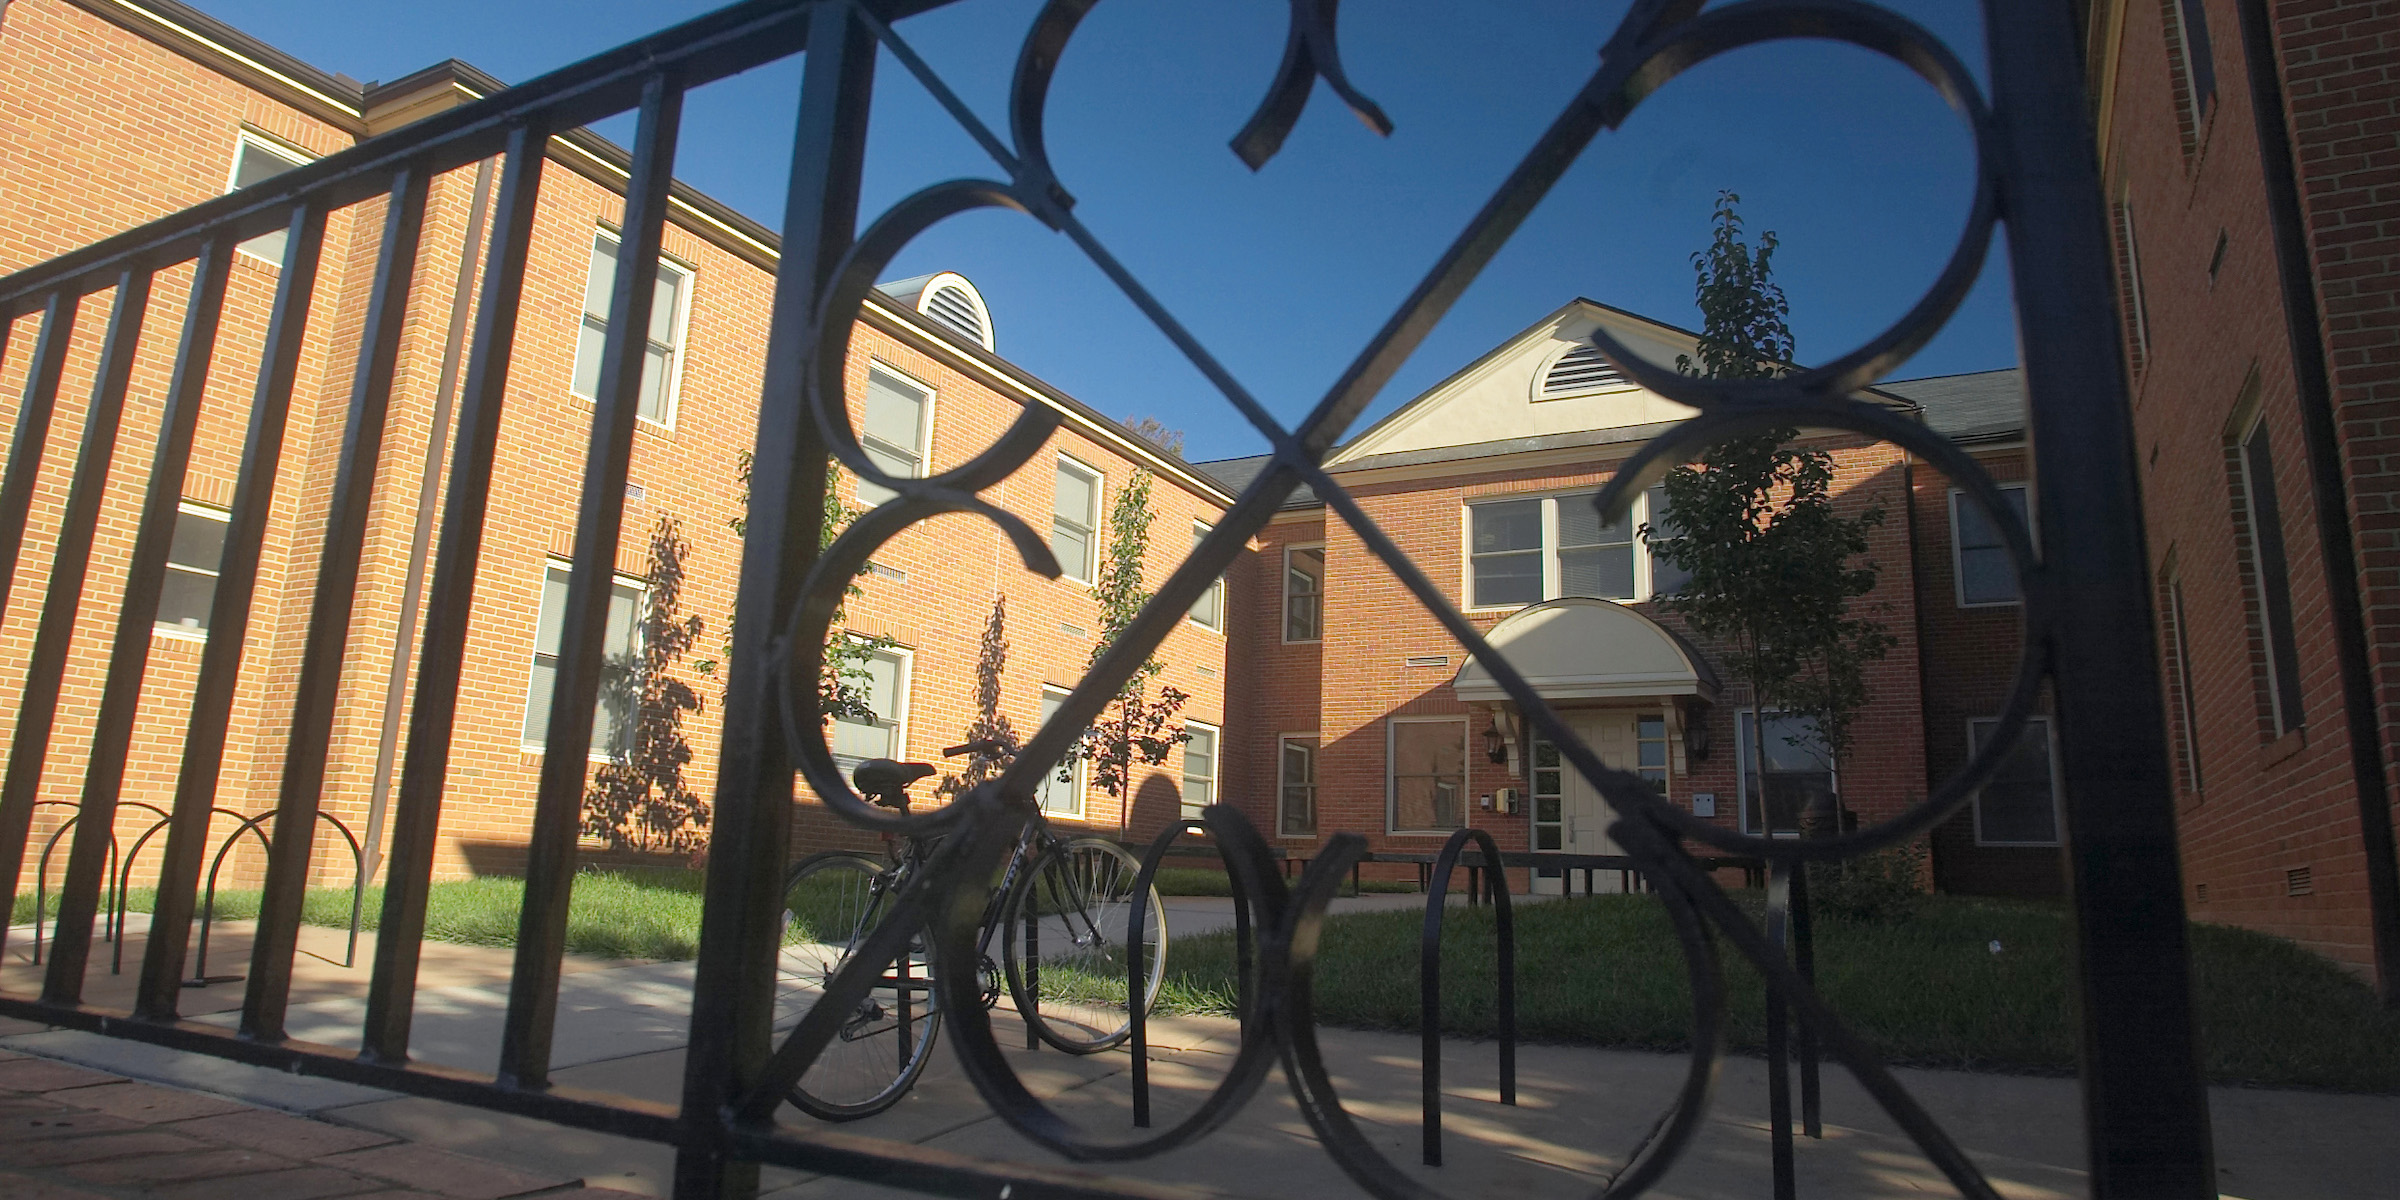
778,850,941,1120
1000,835,1166,1054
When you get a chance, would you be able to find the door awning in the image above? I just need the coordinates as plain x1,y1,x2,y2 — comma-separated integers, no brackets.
1452,597,1720,704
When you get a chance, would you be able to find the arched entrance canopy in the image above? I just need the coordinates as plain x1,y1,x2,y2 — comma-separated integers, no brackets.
1452,597,1720,705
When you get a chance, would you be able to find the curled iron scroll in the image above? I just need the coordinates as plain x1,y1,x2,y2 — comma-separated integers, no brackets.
760,0,2050,1197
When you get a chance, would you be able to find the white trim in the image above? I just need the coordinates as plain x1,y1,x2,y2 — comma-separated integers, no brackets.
854,361,938,506
1281,543,1325,644
1462,487,1667,611
1385,715,1470,835
1035,684,1086,819
522,557,650,761
1968,715,2063,847
153,500,232,643
1947,484,2030,609
570,226,696,429
1187,520,1225,633
1276,733,1320,838
1051,454,1104,586
1181,718,1221,818
226,132,312,265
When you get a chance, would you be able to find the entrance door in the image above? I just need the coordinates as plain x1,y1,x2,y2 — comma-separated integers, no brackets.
1530,712,1650,894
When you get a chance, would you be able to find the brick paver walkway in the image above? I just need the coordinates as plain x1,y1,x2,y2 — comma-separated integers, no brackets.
0,1048,635,1200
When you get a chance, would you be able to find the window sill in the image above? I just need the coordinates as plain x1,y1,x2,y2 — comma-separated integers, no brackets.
152,627,210,645
2257,727,2306,770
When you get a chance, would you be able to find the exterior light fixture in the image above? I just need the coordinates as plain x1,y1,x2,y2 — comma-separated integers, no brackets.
1482,717,1508,764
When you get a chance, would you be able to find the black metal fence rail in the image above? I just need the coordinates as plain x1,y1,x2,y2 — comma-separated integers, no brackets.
0,1,2214,1198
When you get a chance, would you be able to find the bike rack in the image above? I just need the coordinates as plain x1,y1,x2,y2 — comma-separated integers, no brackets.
1419,827,1517,1166
30,799,170,962
1125,819,1246,1129
187,808,368,985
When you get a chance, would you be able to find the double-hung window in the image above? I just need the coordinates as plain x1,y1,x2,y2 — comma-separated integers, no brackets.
1051,457,1101,583
1188,522,1225,631
1283,545,1324,642
1181,721,1218,819
830,645,910,767
857,365,931,506
1466,486,1677,607
1950,484,2030,607
1970,716,2061,846
155,503,231,638
571,229,691,425
524,561,646,759
1035,686,1084,816
1279,735,1318,836
1388,717,1467,833
2235,415,2305,736
1735,711,1832,837
2164,0,2216,143
227,134,310,263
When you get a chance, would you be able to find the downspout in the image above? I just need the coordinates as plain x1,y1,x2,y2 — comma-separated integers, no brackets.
359,155,495,883
2236,0,2400,1002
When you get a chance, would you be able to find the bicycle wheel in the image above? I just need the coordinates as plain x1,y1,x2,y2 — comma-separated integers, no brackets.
777,851,941,1120
1001,836,1166,1054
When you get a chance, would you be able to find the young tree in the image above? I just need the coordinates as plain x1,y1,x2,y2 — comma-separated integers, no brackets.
1120,416,1185,458
581,517,709,853
1644,192,1892,835
1059,468,1189,821
702,451,890,724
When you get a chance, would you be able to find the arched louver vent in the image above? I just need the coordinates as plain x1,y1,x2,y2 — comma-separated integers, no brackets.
924,284,986,348
1540,343,1627,399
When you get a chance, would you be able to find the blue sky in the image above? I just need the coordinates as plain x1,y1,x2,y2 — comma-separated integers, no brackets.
193,0,2016,463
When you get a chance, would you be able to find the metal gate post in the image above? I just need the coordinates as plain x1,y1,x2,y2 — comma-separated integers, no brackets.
1985,5,2216,1195
674,4,876,1197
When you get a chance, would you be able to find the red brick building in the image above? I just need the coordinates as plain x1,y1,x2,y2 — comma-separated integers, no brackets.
2086,0,2400,993
0,0,2234,972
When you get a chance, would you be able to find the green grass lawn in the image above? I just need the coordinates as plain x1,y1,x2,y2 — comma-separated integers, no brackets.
22,875,2393,1091
1157,893,2400,1093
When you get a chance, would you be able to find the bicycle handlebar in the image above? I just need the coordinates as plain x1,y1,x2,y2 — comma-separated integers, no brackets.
942,738,1015,758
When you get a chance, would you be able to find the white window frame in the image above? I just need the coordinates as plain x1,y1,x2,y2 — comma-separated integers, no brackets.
2118,194,2152,368
1181,719,1220,819
1187,521,1226,632
1462,487,1675,611
154,500,232,643
1969,716,2064,847
1277,733,1320,838
569,226,695,429
1282,543,1325,644
2166,572,2203,794
1385,715,1470,835
1051,454,1103,585
1948,484,2031,609
1035,685,1086,818
522,558,649,761
225,132,312,265
829,642,913,768
856,361,935,506
1734,708,1835,838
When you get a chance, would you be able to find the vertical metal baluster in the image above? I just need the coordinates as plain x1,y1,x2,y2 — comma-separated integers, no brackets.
48,204,325,1005
0,290,81,954
1762,861,1794,1200
240,166,432,1041
675,6,871,1195
21,267,153,1001
363,124,547,1064
1987,5,2215,1195
499,74,684,1090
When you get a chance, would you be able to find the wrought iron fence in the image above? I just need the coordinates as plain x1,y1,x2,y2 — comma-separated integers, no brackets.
0,1,2214,1197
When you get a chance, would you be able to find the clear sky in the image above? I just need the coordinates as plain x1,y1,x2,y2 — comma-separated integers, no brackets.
189,0,2017,464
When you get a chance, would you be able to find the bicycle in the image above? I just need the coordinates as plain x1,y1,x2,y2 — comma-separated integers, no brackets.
774,740,1168,1120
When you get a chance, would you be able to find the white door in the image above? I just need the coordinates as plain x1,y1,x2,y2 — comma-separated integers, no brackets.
1530,712,1640,893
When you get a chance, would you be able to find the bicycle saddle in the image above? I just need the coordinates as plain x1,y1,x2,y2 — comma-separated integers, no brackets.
852,758,936,809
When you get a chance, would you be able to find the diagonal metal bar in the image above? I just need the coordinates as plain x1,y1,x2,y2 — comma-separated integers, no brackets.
6,269,151,989
677,7,875,1193
0,290,82,954
128,240,238,1020
1985,3,2216,1193
46,202,327,1004
501,71,686,1090
364,123,549,1064
240,164,434,1042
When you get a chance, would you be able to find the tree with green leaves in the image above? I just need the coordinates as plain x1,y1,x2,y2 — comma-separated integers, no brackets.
1643,191,1893,836
1060,467,1189,821
701,452,891,725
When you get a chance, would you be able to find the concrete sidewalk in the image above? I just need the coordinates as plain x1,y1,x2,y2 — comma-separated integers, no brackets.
5,915,2397,1199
